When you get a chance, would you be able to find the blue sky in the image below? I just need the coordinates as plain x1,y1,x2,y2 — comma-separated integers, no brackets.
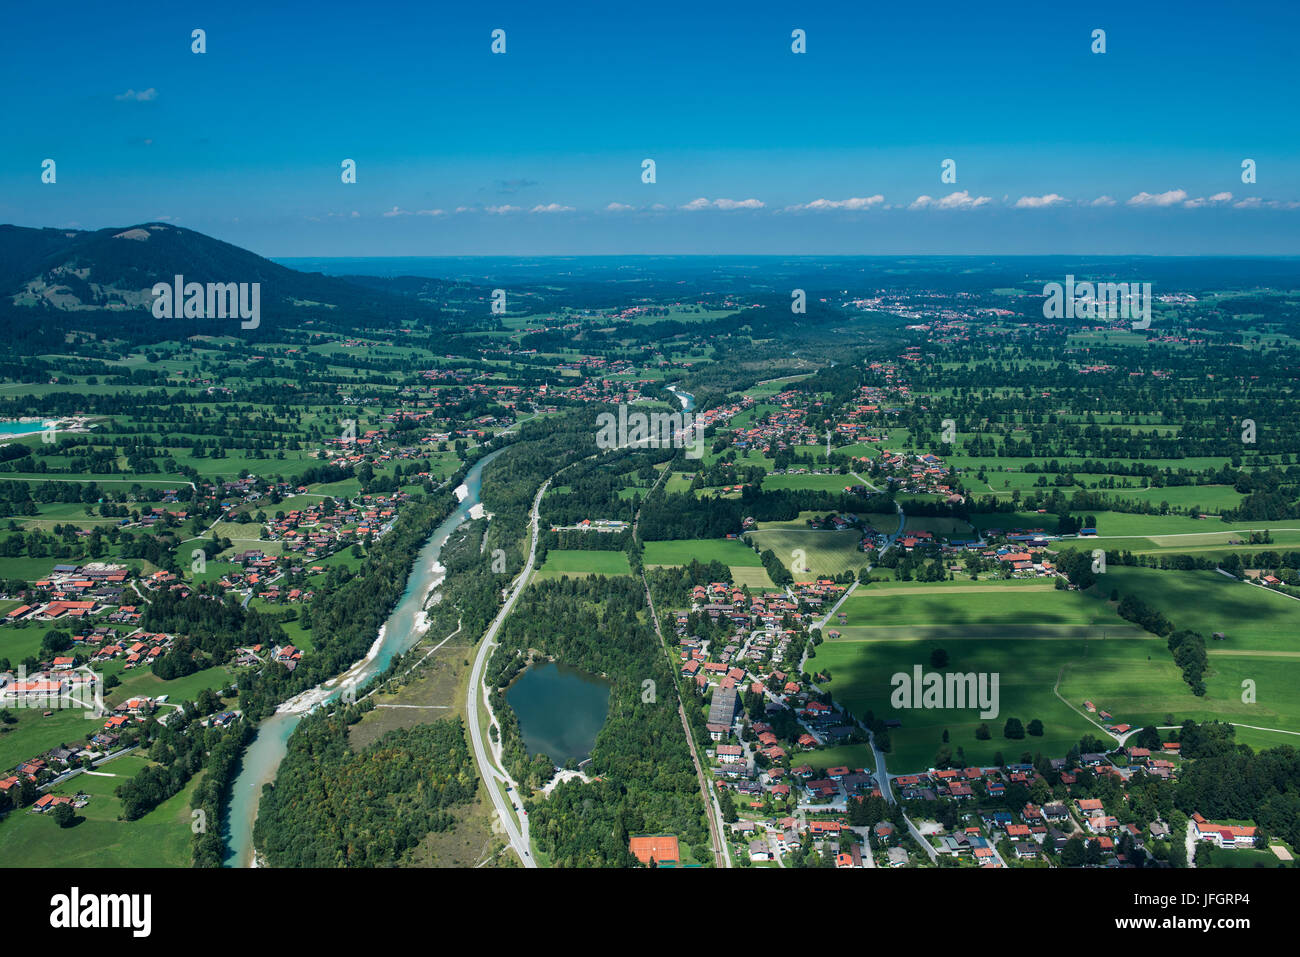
3,0,1298,255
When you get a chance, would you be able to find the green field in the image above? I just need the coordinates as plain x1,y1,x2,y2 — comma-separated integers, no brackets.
534,549,632,579
815,637,1108,772
813,570,1300,773
743,528,867,579
837,583,1132,630
0,705,96,773
729,566,776,590
1201,845,1291,868
0,752,198,867
797,743,874,772
1083,566,1300,652
761,472,867,493
1057,528,1300,556
643,538,764,567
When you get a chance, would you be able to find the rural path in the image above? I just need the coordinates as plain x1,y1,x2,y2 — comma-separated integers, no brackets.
903,814,938,863
814,580,860,630
635,463,731,868
1088,527,1300,541
1053,666,1122,744
641,572,731,868
851,471,882,492
40,745,138,791
465,477,550,868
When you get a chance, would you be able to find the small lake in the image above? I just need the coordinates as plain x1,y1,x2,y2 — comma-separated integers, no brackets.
0,421,49,435
506,661,611,765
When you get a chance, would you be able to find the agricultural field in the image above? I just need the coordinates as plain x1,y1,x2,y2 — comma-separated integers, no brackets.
729,566,776,589
1056,527,1300,556
814,636,1116,772
642,538,764,568
760,472,866,493
744,527,867,579
798,743,874,772
0,752,199,867
1057,640,1300,746
534,549,632,580
1082,566,1300,652
835,581,1138,634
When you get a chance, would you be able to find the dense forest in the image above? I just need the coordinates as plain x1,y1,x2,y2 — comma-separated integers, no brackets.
254,711,477,867
487,575,709,866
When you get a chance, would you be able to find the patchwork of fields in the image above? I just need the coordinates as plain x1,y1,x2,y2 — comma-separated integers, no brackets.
815,571,1300,773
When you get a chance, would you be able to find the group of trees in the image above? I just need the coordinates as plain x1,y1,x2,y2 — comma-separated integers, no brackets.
1174,721,1300,849
115,704,247,822
489,575,709,867
254,712,477,867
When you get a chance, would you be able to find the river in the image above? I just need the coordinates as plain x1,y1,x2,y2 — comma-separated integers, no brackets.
221,446,506,867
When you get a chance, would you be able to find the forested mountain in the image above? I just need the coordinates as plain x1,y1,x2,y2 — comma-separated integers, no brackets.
0,223,454,350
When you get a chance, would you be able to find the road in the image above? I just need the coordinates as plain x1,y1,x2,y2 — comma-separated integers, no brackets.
465,478,550,868
41,745,138,790
878,501,905,555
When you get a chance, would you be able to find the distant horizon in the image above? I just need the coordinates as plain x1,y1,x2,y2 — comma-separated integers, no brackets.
6,0,1298,256
271,253,1300,261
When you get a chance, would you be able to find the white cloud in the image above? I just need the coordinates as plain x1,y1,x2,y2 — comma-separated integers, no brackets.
1088,195,1117,207
115,88,157,101
681,197,765,210
382,206,411,217
485,204,521,214
910,190,991,210
786,195,885,212
605,202,635,212
1183,192,1233,208
1014,193,1068,208
1232,196,1300,209
1127,189,1188,207
416,208,446,217
530,203,574,213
